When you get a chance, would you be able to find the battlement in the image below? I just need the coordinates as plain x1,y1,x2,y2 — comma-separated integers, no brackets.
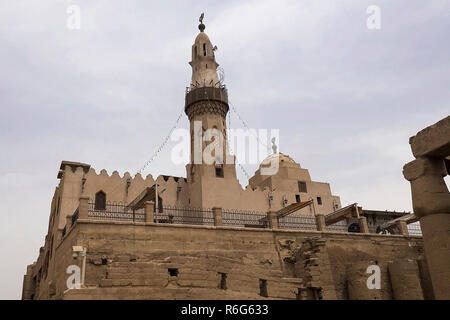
57,161,90,179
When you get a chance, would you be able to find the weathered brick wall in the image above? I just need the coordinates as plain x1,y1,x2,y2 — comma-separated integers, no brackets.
325,235,423,299
43,221,428,300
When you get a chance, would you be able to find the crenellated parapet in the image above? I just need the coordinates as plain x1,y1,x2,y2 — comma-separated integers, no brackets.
57,162,191,213
57,161,90,179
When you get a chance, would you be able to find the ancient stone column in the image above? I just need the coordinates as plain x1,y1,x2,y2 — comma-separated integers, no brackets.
403,158,449,215
358,217,369,234
395,220,409,236
212,207,223,226
418,213,450,299
315,214,326,231
79,196,89,220
267,211,279,229
346,261,389,300
145,201,155,223
417,258,435,300
388,260,424,300
403,157,450,300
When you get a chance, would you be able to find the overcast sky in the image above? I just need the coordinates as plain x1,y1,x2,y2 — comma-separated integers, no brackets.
1,0,449,299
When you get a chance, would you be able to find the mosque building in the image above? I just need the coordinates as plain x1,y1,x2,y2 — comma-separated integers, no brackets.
22,16,432,301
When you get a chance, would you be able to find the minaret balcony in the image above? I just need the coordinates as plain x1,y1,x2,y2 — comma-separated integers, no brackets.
185,85,229,114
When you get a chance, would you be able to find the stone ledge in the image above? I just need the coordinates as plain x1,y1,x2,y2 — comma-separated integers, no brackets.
75,219,422,240
409,115,450,158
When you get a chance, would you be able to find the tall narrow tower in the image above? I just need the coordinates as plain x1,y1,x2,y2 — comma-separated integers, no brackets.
185,16,239,208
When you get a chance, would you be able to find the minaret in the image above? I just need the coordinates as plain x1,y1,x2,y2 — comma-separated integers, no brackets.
188,19,220,88
185,15,238,208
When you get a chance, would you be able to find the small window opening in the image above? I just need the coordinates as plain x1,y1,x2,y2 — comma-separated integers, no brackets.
168,268,178,277
219,272,227,290
215,165,224,178
348,223,360,233
298,181,307,193
259,279,268,297
203,43,207,56
317,197,322,205
295,194,300,203
101,258,108,265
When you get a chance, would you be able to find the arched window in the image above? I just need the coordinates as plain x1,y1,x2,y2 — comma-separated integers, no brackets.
95,190,106,210
348,223,360,233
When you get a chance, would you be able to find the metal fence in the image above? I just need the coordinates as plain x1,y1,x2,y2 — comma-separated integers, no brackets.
155,206,214,225
81,201,423,237
88,202,145,222
407,222,422,236
326,220,348,232
222,209,268,228
278,214,317,230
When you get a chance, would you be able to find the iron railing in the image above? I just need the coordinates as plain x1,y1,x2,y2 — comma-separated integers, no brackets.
88,202,145,222
185,85,229,111
278,214,317,230
155,206,214,225
79,200,423,237
326,220,348,232
222,209,267,228
185,83,227,94
407,222,422,236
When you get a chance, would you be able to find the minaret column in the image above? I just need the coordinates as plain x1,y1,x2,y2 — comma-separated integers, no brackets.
184,15,239,208
402,116,450,300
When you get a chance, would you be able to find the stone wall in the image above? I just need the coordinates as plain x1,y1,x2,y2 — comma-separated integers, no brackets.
53,160,341,237
27,220,427,300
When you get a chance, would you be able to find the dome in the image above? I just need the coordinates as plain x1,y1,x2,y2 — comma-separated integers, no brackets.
194,31,211,44
259,153,298,168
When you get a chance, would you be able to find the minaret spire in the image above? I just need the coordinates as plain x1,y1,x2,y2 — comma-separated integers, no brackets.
189,14,220,88
199,13,205,32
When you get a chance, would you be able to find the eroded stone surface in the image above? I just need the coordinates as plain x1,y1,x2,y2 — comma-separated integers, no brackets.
409,115,450,158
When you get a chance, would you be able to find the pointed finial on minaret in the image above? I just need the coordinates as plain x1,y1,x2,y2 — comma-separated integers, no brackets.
198,13,205,32
271,137,278,154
